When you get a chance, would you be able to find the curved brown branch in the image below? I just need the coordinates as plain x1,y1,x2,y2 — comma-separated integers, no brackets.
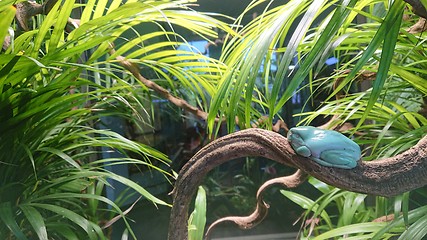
205,198,269,238
204,170,307,239
168,128,427,240
112,51,211,121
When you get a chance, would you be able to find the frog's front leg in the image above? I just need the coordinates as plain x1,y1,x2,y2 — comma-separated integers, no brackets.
318,149,358,169
294,145,312,158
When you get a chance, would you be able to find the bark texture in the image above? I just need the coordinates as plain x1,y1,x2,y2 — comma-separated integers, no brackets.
168,128,427,240
404,0,427,19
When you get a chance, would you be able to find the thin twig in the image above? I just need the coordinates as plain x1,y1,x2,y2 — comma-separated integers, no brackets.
112,50,211,121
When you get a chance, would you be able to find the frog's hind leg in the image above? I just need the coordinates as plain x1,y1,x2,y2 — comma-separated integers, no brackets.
311,157,335,168
318,150,357,169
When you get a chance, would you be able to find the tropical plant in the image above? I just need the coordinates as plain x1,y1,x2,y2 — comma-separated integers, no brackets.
188,186,207,240
0,0,233,238
283,0,427,238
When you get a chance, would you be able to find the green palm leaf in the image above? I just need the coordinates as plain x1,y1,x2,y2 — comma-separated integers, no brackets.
355,0,404,129
20,205,48,240
0,6,15,48
1,0,233,238
0,202,28,240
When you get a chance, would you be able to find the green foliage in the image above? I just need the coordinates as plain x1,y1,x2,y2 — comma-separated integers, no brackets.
204,0,427,239
3,0,426,238
0,53,164,238
0,6,15,48
208,0,363,132
203,159,274,217
282,179,427,239
188,186,207,240
1,0,232,238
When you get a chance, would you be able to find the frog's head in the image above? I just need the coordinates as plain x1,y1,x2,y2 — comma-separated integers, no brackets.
287,127,313,157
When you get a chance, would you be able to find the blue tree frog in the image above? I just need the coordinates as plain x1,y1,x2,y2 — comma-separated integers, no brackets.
287,126,361,169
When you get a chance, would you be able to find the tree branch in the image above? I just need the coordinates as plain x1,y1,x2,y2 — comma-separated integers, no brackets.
408,17,427,33
112,51,211,121
168,128,427,239
205,170,307,239
12,0,214,122
10,1,218,124
14,0,58,31
404,0,427,19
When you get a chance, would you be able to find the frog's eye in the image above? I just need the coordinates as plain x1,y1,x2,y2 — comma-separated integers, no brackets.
288,132,304,145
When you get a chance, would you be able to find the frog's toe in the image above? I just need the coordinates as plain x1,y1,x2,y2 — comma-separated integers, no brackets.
295,146,311,157
342,160,358,169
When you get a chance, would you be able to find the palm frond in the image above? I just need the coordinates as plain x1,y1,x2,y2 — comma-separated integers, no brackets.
1,0,234,238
